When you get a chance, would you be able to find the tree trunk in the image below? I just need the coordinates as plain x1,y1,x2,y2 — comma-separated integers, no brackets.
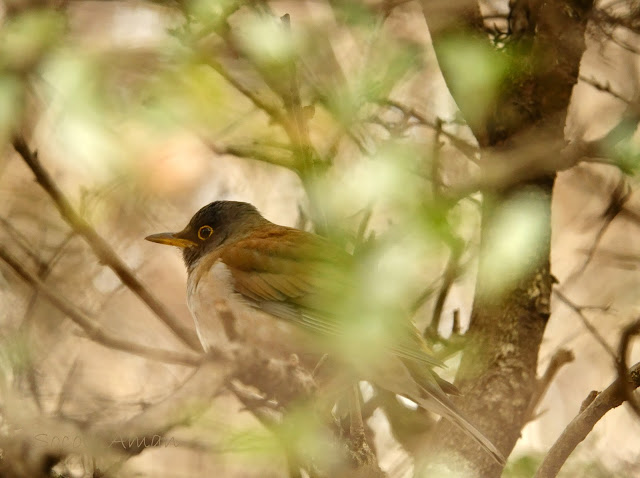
419,0,594,474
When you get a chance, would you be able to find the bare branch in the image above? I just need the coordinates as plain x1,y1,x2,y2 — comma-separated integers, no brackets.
97,359,224,455
554,290,616,360
574,177,630,276
346,384,383,477
209,141,296,170
20,230,75,332
382,99,479,161
54,359,81,415
279,13,328,234
205,57,295,138
580,390,599,413
0,244,202,367
11,137,202,351
579,75,635,105
1,359,224,478
228,381,280,427
410,280,440,315
534,361,640,478
233,348,316,408
592,5,640,34
433,101,639,203
425,237,463,339
431,117,445,198
0,215,50,269
526,348,575,422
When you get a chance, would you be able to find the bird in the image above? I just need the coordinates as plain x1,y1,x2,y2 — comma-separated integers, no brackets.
145,200,505,465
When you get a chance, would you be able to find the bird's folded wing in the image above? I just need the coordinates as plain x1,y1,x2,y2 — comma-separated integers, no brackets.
219,226,349,306
219,226,444,368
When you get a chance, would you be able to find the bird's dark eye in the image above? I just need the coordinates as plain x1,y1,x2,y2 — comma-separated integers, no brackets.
198,225,213,240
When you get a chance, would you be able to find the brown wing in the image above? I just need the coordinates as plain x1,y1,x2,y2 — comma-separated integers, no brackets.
219,226,351,310
220,225,443,368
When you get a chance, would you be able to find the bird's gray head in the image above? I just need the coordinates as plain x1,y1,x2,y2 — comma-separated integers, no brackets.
145,201,268,269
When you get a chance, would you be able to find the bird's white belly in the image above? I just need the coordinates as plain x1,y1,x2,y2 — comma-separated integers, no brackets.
187,260,306,360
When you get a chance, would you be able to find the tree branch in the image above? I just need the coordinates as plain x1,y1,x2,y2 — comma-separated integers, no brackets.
554,290,616,360
425,236,463,338
232,348,316,408
11,137,202,352
209,140,297,170
96,359,223,455
0,244,202,367
534,361,640,478
205,56,295,138
382,99,479,161
0,359,224,477
525,348,575,422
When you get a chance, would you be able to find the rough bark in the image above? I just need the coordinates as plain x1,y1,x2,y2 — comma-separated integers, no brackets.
419,0,594,475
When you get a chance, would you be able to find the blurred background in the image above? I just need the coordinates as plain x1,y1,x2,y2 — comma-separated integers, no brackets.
0,0,639,476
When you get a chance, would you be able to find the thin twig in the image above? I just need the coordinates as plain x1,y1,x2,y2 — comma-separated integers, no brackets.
11,137,202,351
382,99,479,161
206,57,295,138
0,244,202,367
534,361,640,478
209,141,296,170
431,117,444,198
281,14,308,154
233,347,316,408
20,230,75,332
96,359,224,455
1,217,76,411
0,215,50,270
54,359,81,415
410,280,440,315
425,237,463,338
279,14,328,235
574,177,630,277
349,383,365,436
228,381,280,427
554,290,616,359
579,75,635,105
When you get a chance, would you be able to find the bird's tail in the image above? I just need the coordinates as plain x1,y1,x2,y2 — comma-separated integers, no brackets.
412,384,506,466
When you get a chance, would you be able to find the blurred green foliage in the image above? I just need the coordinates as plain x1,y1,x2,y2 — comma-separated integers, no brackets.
437,34,509,131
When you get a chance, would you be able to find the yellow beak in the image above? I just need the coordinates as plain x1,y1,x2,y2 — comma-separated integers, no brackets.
145,232,197,249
